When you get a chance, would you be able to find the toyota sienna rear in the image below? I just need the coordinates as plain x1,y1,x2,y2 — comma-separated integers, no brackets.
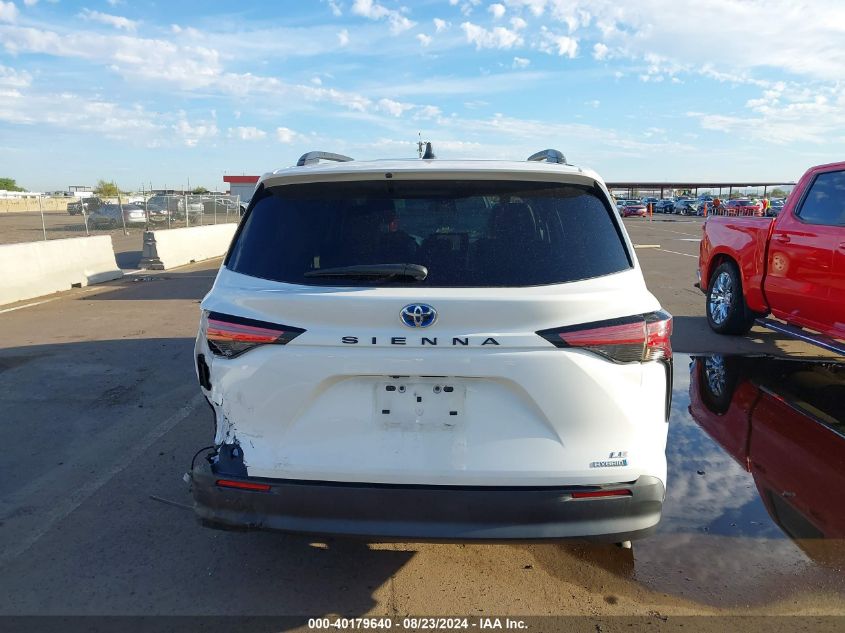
189,148,672,543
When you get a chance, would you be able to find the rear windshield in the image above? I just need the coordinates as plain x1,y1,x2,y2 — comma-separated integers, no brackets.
225,180,632,287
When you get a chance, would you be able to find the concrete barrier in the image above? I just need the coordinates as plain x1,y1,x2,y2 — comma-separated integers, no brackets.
139,224,238,270
0,235,123,306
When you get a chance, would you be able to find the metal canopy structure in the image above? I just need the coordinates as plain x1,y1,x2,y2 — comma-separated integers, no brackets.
606,180,797,199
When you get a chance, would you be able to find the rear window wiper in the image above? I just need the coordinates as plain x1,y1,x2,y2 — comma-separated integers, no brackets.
303,263,428,281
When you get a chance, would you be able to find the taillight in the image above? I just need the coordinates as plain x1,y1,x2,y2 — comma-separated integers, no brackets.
205,311,305,359
215,479,271,492
571,489,632,499
537,310,672,363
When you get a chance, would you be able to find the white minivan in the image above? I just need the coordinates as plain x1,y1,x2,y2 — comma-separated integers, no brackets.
190,148,672,543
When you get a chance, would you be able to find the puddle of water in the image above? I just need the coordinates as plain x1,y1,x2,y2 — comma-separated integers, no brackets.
631,353,845,606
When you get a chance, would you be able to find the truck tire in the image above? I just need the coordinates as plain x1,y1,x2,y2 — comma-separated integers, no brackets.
706,261,756,335
698,355,741,414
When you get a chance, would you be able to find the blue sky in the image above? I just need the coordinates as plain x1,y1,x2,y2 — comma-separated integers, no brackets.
1,0,844,192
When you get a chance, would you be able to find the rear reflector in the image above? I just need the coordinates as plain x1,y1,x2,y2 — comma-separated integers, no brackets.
215,479,271,492
571,489,632,499
537,310,672,363
205,311,305,358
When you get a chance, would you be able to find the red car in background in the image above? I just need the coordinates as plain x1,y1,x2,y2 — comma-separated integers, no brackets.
620,201,647,217
724,199,763,216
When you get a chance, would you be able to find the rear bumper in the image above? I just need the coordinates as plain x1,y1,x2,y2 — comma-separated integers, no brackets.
189,460,665,542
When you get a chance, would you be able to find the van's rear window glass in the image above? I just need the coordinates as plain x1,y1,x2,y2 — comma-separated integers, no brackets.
225,180,632,287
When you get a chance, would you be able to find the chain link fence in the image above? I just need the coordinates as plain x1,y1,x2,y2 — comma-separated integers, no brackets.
0,193,245,270
0,194,244,246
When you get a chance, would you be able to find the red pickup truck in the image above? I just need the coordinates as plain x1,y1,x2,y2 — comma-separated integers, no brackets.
699,161,845,342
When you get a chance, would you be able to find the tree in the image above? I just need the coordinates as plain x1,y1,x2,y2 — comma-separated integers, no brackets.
94,180,120,197
0,177,25,192
769,187,788,198
192,186,210,194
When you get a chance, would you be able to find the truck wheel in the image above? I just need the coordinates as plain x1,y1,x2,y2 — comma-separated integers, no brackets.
698,355,740,414
706,262,756,335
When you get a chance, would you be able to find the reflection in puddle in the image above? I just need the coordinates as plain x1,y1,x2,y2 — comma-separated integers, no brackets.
631,353,845,606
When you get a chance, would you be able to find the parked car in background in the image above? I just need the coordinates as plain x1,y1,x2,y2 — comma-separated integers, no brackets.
724,199,762,216
201,196,239,214
145,194,203,221
67,196,104,216
769,198,785,216
699,160,845,342
674,199,699,216
620,200,648,217
655,199,675,213
87,203,146,228
144,198,170,224
146,195,182,214
185,196,205,219
641,197,659,208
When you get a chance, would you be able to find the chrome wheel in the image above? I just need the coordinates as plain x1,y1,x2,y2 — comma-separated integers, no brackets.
709,271,733,325
704,355,727,398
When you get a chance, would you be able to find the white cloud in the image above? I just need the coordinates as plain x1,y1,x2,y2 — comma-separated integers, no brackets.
377,97,413,117
415,105,442,119
433,17,449,32
276,126,300,143
544,0,845,85
488,3,506,19
512,56,529,68
24,0,37,6
310,76,322,85
328,0,342,16
417,33,432,46
79,9,138,31
0,87,165,141
174,112,218,147
227,126,266,141
0,64,32,88
592,42,608,60
0,25,223,88
461,21,523,50
689,82,845,145
505,0,546,16
538,29,577,58
459,0,482,16
509,16,526,30
585,99,600,108
351,0,415,34
337,28,349,45
0,1,19,22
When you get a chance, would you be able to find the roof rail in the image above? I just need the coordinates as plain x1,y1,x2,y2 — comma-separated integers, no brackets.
296,151,355,167
526,149,567,165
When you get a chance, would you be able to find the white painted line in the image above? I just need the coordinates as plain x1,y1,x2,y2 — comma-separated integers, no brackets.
677,238,702,242
633,225,701,238
634,244,661,249
658,248,698,258
0,297,60,314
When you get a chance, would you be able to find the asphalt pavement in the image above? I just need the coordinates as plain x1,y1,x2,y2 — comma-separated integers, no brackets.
1,216,843,625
